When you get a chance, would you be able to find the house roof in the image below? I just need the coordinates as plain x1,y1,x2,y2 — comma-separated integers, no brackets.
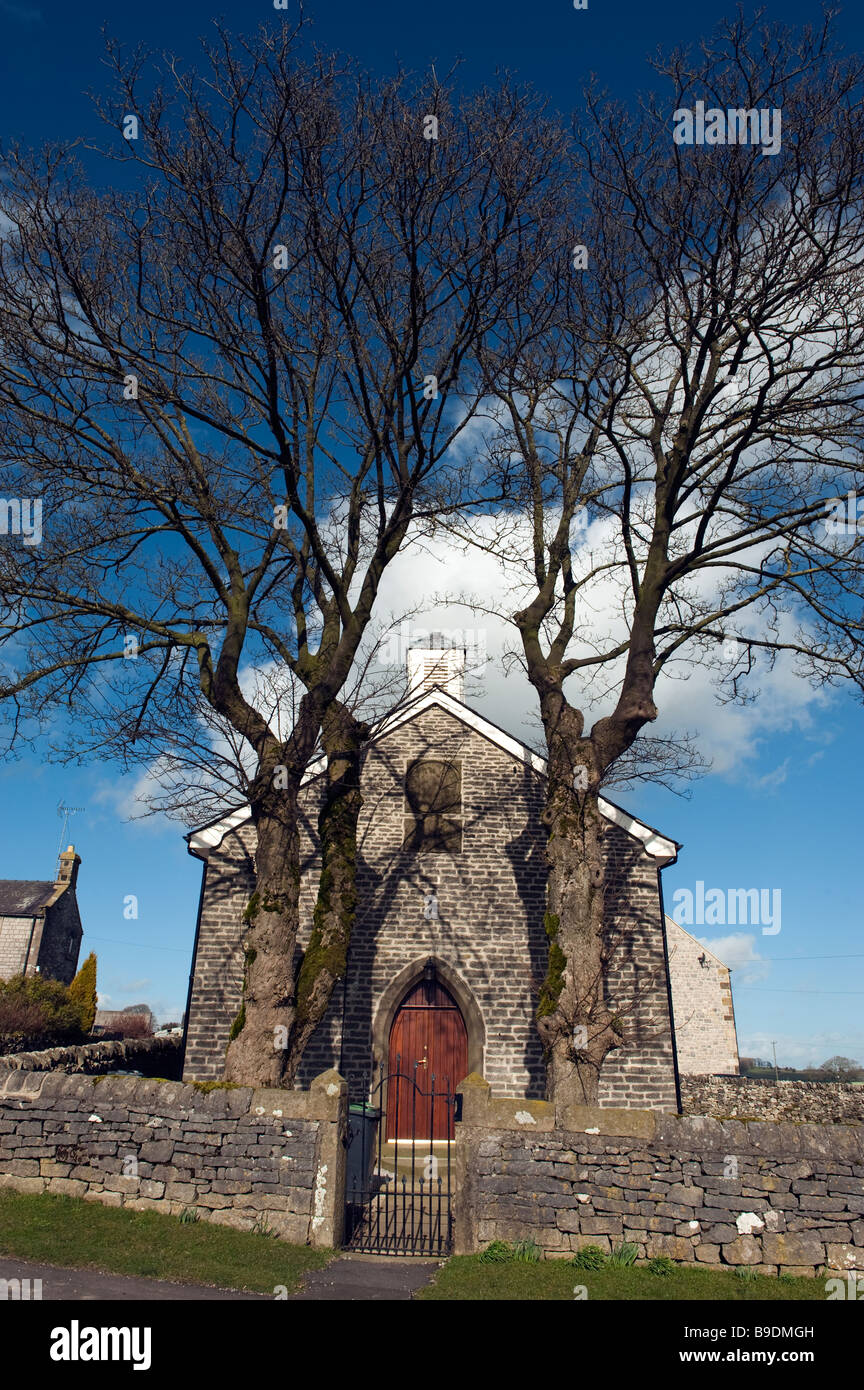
0,880,55,916
186,685,681,864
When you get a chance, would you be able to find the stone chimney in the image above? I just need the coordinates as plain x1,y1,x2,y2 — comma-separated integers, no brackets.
56,844,81,892
406,646,465,701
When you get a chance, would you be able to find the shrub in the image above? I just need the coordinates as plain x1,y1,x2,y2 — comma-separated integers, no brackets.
571,1244,607,1270
249,1215,277,1238
735,1265,759,1282
647,1256,676,1276
0,991,47,1040
117,1013,152,1039
68,952,97,1033
511,1239,541,1263
478,1238,542,1264
479,1241,516,1263
608,1240,640,1267
0,974,87,1049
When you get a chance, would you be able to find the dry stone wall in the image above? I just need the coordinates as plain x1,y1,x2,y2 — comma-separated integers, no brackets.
681,1075,864,1125
0,1036,182,1076
453,1076,864,1275
0,1067,346,1248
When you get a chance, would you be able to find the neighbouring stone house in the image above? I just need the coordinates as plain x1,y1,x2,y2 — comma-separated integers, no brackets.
93,1003,156,1036
0,845,83,986
182,649,738,1112
665,917,739,1076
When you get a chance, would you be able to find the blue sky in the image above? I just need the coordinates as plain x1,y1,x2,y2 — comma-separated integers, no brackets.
1,0,863,1067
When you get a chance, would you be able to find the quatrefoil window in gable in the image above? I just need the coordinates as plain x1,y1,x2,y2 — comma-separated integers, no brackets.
403,758,463,853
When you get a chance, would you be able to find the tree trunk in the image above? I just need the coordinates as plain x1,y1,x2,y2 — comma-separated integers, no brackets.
223,778,302,1087
282,701,369,1083
536,693,622,1108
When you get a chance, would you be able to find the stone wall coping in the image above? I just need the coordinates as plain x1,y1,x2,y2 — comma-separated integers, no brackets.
653,1112,864,1161
557,1103,658,1140
251,1069,347,1122
455,1074,864,1159
455,1075,555,1132
0,1066,346,1125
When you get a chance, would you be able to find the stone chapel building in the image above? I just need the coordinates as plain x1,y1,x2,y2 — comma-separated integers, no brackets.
182,649,738,1110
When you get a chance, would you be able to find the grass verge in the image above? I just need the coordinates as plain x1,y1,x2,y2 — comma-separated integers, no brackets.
416,1255,829,1301
0,1189,333,1295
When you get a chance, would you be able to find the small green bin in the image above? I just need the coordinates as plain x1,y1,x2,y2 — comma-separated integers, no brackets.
346,1102,380,1197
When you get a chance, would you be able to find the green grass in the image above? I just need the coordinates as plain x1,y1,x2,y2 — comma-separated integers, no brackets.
417,1255,830,1301
0,1190,333,1295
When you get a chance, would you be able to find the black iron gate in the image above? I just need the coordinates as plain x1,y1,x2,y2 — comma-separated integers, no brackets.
343,1060,455,1256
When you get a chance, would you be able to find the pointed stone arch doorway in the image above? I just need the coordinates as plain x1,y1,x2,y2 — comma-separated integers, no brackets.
344,959,483,1254
372,956,484,1140
387,975,467,1139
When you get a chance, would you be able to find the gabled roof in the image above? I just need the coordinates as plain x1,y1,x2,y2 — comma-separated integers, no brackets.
0,880,55,916
665,916,733,970
186,686,680,864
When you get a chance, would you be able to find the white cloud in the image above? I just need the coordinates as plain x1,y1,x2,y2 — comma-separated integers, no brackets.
740,1030,864,1069
751,759,791,791
91,492,839,832
697,932,769,982
91,767,178,832
370,517,835,780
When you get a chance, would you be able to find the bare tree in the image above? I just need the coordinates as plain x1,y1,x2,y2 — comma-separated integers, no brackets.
819,1055,863,1081
460,12,864,1105
0,22,566,1084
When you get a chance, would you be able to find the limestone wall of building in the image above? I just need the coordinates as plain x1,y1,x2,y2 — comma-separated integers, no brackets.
183,705,678,1110
0,915,36,980
0,890,82,987
34,889,83,986
666,919,738,1076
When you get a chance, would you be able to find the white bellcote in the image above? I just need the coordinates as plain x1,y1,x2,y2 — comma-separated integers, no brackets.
406,646,465,701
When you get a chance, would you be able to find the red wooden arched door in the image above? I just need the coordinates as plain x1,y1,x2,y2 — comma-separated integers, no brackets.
386,976,468,1140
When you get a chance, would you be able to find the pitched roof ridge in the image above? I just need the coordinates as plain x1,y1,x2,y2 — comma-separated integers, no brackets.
186,687,680,863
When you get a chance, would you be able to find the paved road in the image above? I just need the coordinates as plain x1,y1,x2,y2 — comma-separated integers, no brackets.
0,1257,266,1300
0,1254,439,1301
288,1254,439,1300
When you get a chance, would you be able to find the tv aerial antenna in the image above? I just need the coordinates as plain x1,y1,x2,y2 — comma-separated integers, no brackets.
56,801,86,863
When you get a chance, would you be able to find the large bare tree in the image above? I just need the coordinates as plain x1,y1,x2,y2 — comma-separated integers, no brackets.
462,12,864,1106
0,22,565,1083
